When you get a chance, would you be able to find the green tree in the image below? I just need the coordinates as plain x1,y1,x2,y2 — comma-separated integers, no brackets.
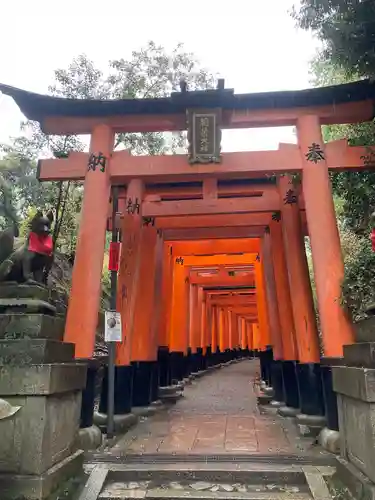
307,55,375,234
0,171,18,230
292,0,375,79
1,41,216,251
307,54,375,319
1,42,216,342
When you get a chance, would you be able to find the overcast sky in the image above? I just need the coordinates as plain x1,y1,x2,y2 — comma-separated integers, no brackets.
0,0,319,151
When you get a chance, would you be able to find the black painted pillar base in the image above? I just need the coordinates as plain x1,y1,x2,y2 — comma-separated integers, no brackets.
190,351,200,373
170,351,184,383
99,365,133,415
211,346,220,365
270,359,284,403
202,349,208,371
131,361,154,407
222,349,228,364
265,347,274,386
157,346,171,387
151,361,159,402
281,360,300,409
184,348,192,377
321,357,344,431
196,347,204,371
206,345,213,367
259,351,267,381
80,359,102,428
259,348,273,386
296,362,325,416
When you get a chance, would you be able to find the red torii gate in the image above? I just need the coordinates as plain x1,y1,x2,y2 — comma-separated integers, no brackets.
2,78,375,440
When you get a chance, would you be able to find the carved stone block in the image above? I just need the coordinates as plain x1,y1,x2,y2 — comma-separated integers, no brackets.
336,392,375,483
0,313,65,341
0,339,74,365
344,342,375,368
0,390,82,475
0,363,87,395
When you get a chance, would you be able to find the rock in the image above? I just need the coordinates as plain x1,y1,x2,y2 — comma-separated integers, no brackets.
266,484,277,490
236,485,247,493
170,482,184,490
286,486,300,493
210,486,220,492
190,482,213,491
124,482,141,489
219,484,234,492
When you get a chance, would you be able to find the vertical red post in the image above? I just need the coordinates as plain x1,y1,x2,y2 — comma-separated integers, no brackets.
65,124,114,358
298,115,354,357
278,175,320,364
116,179,144,366
261,234,284,360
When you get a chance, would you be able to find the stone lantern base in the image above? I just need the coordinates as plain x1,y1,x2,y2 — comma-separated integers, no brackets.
0,283,87,500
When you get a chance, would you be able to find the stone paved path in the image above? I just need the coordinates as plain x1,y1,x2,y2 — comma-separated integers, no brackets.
112,360,329,457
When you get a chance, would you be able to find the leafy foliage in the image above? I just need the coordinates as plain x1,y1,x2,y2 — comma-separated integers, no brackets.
0,42,215,338
1,41,215,250
292,0,375,79
341,235,375,321
306,50,375,320
308,55,375,235
0,171,18,229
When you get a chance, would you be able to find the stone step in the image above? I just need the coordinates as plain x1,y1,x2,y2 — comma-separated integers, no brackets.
87,453,336,466
98,483,312,500
81,462,335,500
92,465,309,485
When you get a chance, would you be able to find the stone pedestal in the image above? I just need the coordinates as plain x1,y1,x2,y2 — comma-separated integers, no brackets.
333,316,375,492
0,282,87,499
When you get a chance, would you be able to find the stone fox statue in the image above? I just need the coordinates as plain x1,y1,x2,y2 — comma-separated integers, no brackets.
0,211,54,284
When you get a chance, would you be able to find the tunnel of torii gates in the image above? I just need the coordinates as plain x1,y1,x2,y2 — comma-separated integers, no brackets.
2,78,375,431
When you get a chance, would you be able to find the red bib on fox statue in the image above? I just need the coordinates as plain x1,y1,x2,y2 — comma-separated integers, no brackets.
28,232,53,256
370,228,375,252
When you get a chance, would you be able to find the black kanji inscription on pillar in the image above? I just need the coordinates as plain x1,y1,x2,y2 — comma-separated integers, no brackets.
283,189,298,204
87,152,107,172
126,198,141,215
305,143,325,164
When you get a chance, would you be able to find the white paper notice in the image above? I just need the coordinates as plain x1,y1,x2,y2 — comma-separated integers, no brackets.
104,311,122,342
